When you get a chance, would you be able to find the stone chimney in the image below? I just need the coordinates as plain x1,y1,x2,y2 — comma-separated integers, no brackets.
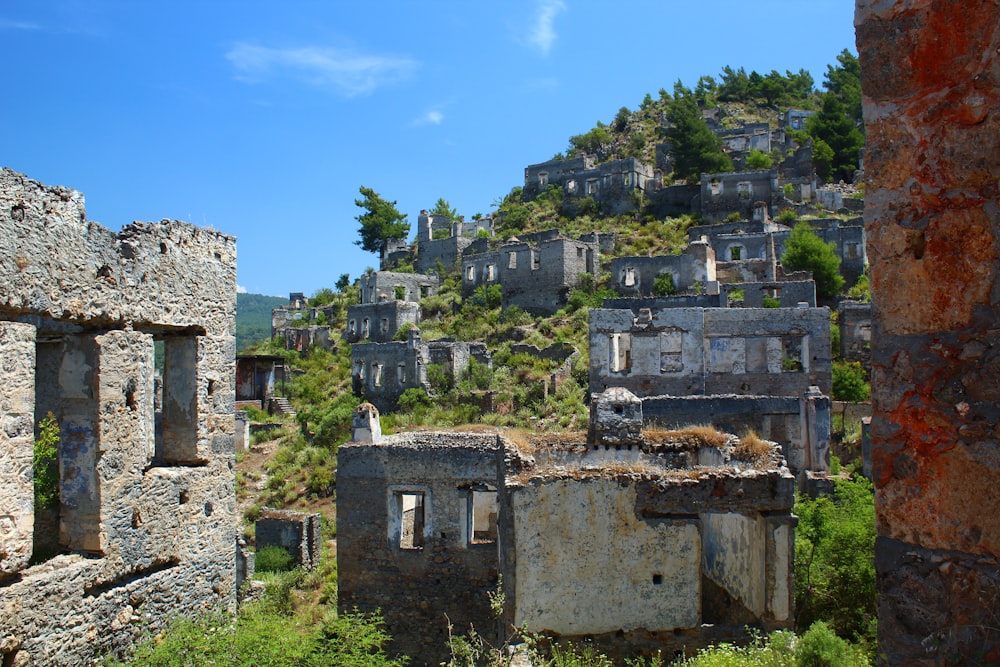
352,403,382,444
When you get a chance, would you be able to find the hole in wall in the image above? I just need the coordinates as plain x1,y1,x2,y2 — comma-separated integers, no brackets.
203,502,213,517
652,573,663,585
160,242,167,254
124,377,138,411
179,490,189,504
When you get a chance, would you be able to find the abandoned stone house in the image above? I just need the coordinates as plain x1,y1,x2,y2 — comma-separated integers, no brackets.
589,305,832,399
339,397,797,666
462,233,600,315
0,168,237,666
235,354,287,408
610,238,717,298
522,155,656,215
689,216,867,288
351,327,491,412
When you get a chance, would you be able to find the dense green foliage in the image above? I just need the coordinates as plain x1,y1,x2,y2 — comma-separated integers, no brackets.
805,94,864,182
832,361,871,402
33,412,60,510
795,476,877,648
236,292,287,352
106,576,403,666
255,545,295,573
354,186,410,256
781,223,845,298
664,92,732,183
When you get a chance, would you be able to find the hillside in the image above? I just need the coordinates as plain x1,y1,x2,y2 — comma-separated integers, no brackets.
236,292,286,352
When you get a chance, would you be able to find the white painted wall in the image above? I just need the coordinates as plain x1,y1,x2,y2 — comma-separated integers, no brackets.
511,478,701,634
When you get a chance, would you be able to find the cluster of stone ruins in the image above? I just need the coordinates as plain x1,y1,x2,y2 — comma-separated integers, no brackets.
2,4,999,664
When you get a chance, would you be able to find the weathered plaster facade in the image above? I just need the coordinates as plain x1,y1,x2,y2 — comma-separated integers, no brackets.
589,306,832,398
858,1,1000,663
0,168,237,665
339,398,796,665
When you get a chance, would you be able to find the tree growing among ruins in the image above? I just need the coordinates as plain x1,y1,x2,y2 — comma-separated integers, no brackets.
781,222,845,298
354,186,410,257
664,92,732,183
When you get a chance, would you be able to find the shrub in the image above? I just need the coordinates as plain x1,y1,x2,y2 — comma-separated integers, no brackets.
797,621,869,667
255,544,295,573
832,361,870,402
33,413,60,510
795,476,877,644
777,207,798,224
781,222,845,297
762,296,781,308
652,273,676,296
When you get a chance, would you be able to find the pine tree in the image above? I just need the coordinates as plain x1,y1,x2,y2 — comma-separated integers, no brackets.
664,93,732,183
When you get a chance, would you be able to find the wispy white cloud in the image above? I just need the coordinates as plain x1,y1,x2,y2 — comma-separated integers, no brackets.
225,43,419,97
0,18,41,31
412,109,445,126
527,0,565,55
236,285,248,294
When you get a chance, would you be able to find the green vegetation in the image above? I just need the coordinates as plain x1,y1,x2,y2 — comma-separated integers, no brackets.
832,361,870,402
354,186,410,257
255,545,295,573
795,476,877,650
236,292,288,352
33,412,60,510
781,223,845,298
652,273,676,296
745,148,774,170
664,90,732,183
106,573,402,667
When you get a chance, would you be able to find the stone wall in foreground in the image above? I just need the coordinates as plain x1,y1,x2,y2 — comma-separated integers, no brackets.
857,2,1000,663
0,168,238,666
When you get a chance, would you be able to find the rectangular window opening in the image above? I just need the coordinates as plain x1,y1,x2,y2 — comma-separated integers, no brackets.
398,492,425,549
469,489,498,544
610,333,632,373
157,335,201,465
508,252,517,270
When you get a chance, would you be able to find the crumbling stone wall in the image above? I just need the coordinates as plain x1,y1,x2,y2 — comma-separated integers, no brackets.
700,169,779,223
351,329,491,412
837,300,871,368
499,236,598,315
857,1,1000,663
523,156,654,215
337,432,505,665
346,300,420,343
255,508,322,570
0,168,237,666
610,240,716,298
589,306,832,398
359,271,439,305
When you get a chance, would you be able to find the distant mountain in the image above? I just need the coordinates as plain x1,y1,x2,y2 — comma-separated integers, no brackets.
236,292,287,353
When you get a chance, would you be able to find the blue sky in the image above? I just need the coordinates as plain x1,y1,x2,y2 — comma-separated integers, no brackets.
3,1,856,297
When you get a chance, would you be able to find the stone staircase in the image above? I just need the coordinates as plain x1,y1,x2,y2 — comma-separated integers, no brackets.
268,396,296,419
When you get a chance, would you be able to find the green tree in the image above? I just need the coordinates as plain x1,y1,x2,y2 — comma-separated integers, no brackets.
824,49,862,122
430,197,458,222
568,122,612,156
665,92,732,183
806,94,864,182
795,476,877,645
336,273,351,292
832,361,870,402
354,186,410,257
781,222,845,297
745,148,774,170
717,65,750,102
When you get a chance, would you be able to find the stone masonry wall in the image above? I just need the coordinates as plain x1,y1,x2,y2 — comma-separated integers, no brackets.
0,168,236,666
589,307,831,398
337,433,505,666
858,1,1000,663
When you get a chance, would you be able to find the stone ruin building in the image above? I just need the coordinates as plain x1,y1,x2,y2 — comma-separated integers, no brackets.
522,155,656,216
338,398,797,666
689,215,867,288
351,327,491,413
0,168,237,666
461,231,600,315
858,1,1000,662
